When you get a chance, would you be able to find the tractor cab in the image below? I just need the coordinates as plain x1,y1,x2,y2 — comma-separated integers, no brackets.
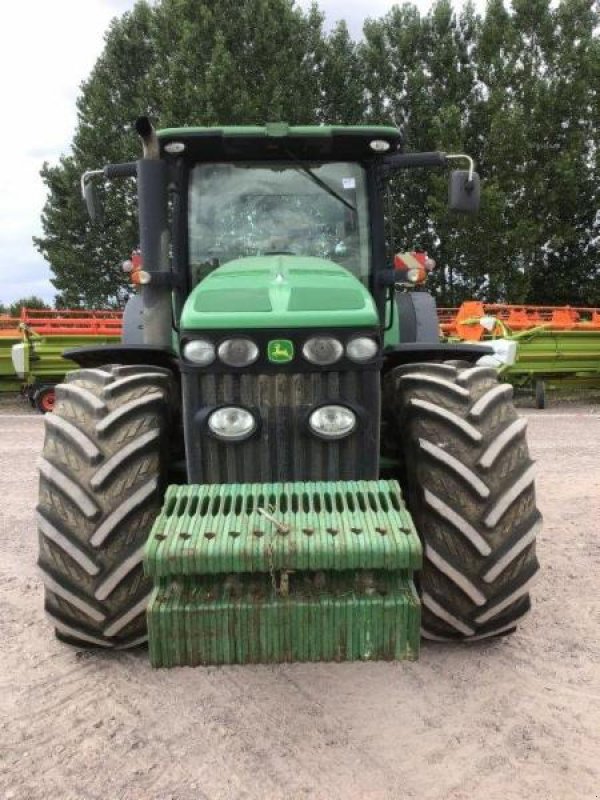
169,125,400,293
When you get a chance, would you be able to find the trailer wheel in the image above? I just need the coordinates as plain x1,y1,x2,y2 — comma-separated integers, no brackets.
34,385,56,414
535,380,546,410
383,362,540,641
37,365,173,648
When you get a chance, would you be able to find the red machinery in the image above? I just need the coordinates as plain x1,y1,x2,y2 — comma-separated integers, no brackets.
18,307,123,336
439,302,600,341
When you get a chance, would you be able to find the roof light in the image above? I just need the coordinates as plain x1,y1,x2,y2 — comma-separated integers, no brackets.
369,139,391,153
164,141,185,154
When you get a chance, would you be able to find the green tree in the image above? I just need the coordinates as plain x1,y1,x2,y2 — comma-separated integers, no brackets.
36,0,600,308
362,0,599,306
35,0,328,307
4,296,50,317
362,1,484,304
35,2,158,308
318,21,366,123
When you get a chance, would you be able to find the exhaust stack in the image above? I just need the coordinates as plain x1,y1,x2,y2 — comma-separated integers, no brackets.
135,116,160,160
134,117,171,348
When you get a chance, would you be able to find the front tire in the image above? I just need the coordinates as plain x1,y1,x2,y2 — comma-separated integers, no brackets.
37,365,173,648
384,362,541,641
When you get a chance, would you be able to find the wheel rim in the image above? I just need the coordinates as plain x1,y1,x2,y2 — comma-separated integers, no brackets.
40,390,55,413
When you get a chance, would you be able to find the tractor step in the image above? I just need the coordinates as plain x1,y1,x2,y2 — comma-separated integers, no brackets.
144,480,422,667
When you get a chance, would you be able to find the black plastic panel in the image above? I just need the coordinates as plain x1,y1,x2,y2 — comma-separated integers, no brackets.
182,370,380,484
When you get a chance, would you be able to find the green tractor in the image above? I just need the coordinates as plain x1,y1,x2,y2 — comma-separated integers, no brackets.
37,119,540,664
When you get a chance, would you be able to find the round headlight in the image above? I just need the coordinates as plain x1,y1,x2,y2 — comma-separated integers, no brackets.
302,337,343,365
208,407,256,441
218,338,259,367
346,336,378,363
308,405,356,439
183,339,215,366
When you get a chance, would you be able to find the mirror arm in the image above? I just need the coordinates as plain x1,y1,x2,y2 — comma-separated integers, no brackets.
381,151,447,176
446,154,475,183
80,169,104,201
81,162,138,200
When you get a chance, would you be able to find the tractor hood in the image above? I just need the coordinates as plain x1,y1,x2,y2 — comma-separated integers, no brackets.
180,256,378,330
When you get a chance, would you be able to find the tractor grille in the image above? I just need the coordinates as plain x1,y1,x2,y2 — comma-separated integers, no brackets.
182,370,380,484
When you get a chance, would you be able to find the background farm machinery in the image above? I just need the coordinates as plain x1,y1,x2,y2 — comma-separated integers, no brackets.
439,301,600,407
5,300,600,412
0,309,122,411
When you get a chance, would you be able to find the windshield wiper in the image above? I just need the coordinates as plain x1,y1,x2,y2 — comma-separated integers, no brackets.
284,149,356,213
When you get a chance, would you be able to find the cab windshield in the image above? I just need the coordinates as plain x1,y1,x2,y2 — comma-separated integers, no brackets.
188,161,371,285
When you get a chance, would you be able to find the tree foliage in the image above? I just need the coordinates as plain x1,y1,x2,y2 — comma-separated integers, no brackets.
0,296,50,317
36,0,599,307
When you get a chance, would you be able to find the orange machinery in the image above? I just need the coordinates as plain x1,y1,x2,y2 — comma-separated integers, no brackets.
0,308,123,406
17,307,123,336
439,302,600,341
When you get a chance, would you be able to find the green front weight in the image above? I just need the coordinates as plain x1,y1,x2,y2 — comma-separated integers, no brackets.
144,480,422,666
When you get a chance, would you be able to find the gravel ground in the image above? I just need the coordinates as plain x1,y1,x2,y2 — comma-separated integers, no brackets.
1,403,599,800
0,393,35,415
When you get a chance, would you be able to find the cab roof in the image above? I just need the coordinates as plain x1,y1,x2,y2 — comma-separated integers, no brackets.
157,123,401,161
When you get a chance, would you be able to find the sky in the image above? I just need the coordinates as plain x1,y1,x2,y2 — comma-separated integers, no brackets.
0,0,479,308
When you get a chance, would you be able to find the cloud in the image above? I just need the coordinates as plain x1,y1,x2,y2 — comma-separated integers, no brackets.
0,246,56,306
0,0,483,306
0,0,137,306
298,0,483,38
298,0,401,36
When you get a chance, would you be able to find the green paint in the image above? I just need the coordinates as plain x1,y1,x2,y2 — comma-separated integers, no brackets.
147,580,420,667
13,334,120,384
268,339,294,363
158,123,400,142
194,289,272,313
144,480,421,666
383,293,401,348
180,255,379,330
0,333,23,391
500,329,600,384
145,481,422,577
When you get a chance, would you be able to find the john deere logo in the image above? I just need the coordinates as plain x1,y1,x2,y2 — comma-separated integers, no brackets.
268,339,294,363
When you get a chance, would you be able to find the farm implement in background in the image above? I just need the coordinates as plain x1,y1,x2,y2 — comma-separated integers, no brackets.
439,302,600,407
0,316,24,392
0,309,122,411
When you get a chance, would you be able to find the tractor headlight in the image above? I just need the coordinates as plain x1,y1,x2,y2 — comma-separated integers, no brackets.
183,339,215,366
218,337,259,367
208,406,256,441
308,405,356,439
346,336,378,363
302,336,343,365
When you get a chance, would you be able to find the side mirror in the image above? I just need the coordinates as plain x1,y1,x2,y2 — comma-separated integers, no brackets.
81,169,105,223
449,170,480,213
83,180,104,223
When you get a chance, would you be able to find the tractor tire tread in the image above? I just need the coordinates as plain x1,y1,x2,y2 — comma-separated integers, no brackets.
37,364,172,648
384,362,540,641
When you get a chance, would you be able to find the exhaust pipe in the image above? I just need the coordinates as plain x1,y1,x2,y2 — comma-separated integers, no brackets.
134,117,171,348
135,116,160,160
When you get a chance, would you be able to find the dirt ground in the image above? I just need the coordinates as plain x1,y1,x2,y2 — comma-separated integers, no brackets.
1,401,599,800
